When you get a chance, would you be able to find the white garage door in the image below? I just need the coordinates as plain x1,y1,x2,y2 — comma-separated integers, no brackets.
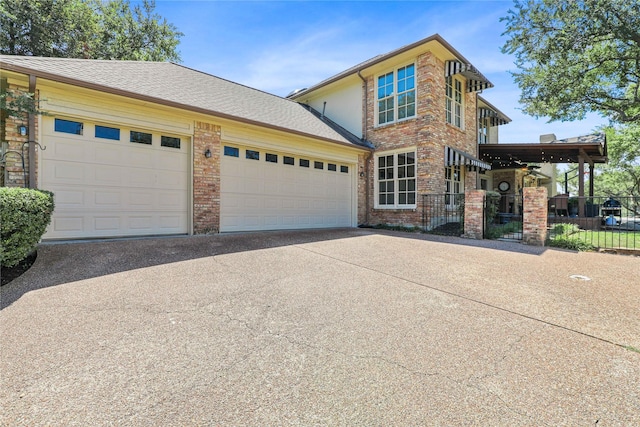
220,144,354,232
40,117,189,239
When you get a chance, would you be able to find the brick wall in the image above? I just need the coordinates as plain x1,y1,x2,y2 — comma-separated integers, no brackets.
193,121,221,233
363,51,479,227
522,187,548,246
463,190,485,239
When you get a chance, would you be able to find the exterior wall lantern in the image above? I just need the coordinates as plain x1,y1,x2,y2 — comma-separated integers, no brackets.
18,125,28,136
204,148,212,158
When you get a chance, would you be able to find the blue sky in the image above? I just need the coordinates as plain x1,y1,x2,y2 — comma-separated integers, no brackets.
153,0,605,143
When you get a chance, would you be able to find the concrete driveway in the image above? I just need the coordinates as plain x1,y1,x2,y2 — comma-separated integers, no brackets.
1,229,639,426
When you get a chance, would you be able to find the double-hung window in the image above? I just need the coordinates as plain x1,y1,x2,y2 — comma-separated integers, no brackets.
377,64,416,125
376,150,416,208
445,76,463,128
445,163,463,207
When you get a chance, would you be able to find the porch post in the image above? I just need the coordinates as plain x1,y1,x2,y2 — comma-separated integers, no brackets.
578,155,585,216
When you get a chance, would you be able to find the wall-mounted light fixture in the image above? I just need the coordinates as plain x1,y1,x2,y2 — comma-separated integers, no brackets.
18,125,28,136
204,148,212,158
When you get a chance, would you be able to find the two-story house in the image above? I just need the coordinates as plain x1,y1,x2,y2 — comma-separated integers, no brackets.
289,34,509,228
1,34,513,240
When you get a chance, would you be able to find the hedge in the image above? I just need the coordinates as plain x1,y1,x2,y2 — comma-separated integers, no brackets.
1,188,55,268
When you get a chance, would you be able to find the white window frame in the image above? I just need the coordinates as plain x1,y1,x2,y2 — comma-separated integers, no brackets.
375,148,417,209
478,116,489,144
376,63,417,126
445,163,464,208
446,75,463,129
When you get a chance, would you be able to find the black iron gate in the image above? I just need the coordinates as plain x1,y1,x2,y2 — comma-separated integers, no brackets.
485,192,523,241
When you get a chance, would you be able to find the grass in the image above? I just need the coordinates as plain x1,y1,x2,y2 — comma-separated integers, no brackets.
547,223,640,251
578,230,640,250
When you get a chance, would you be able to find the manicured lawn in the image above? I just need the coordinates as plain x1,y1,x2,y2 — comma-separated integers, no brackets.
575,230,640,250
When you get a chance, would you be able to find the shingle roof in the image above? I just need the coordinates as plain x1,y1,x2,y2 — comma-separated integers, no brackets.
0,55,371,150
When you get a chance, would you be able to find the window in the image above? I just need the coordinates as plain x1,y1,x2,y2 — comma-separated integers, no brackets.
376,150,416,208
446,76,463,128
246,149,259,160
314,161,323,170
340,165,349,173
130,131,152,145
266,153,277,163
95,125,119,140
377,64,416,125
300,159,309,167
161,136,181,149
445,163,463,206
328,163,337,171
224,146,239,157
478,117,488,144
55,118,83,135
283,156,294,165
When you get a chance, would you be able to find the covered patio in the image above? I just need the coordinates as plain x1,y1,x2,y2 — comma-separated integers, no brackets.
479,133,608,218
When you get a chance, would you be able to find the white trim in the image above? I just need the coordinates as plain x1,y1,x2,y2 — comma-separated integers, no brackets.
374,62,417,127
374,147,418,209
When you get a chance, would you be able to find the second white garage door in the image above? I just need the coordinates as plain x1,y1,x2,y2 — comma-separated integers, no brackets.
220,144,355,232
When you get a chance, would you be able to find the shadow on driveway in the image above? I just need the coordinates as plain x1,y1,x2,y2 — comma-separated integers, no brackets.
0,228,551,310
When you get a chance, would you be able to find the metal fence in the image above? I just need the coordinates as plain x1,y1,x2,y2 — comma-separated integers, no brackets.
547,196,640,250
484,192,523,241
421,193,464,236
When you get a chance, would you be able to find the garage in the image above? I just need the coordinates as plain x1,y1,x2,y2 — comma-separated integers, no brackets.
40,116,190,239
220,143,355,232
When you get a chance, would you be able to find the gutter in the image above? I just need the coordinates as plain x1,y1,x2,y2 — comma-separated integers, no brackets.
357,70,370,225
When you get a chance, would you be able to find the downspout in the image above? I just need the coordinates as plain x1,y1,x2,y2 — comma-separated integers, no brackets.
357,70,370,225
28,74,36,188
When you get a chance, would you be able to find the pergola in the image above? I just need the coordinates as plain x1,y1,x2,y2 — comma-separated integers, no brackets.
479,133,608,216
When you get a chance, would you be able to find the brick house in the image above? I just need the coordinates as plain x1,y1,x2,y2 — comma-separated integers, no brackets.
1,34,511,240
289,34,509,227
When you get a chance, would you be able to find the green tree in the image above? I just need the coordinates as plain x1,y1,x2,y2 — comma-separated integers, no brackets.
0,0,182,62
596,125,640,199
502,0,640,123
0,0,96,58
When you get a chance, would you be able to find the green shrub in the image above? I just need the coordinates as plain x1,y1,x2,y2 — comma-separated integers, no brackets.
1,188,55,268
547,235,595,252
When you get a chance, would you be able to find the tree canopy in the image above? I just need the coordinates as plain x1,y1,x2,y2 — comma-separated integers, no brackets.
502,0,640,123
0,0,182,62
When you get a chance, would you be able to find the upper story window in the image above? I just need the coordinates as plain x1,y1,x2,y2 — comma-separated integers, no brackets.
377,64,416,125
446,76,463,128
376,149,416,208
478,117,489,144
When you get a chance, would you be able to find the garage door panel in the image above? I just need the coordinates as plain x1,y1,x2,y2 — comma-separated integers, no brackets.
94,165,124,186
221,144,354,232
41,117,189,239
94,217,121,231
94,191,122,207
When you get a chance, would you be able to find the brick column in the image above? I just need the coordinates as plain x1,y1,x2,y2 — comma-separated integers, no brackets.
522,187,548,246
463,190,485,239
193,121,221,234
